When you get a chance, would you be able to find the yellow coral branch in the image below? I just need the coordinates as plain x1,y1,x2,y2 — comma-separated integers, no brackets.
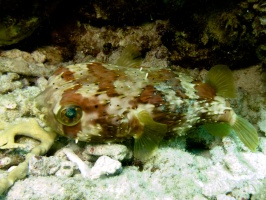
0,118,56,195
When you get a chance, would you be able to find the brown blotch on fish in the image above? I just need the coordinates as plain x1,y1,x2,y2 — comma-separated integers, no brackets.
60,85,83,105
87,62,122,97
53,66,75,81
194,81,216,99
148,69,174,82
138,85,166,106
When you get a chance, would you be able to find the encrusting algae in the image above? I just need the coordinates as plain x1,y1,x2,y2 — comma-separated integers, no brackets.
0,46,259,195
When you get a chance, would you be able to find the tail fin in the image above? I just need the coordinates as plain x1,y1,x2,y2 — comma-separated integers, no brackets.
204,111,258,152
231,115,258,152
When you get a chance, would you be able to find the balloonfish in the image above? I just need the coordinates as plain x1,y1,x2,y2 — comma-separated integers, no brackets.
0,47,260,195
34,47,259,161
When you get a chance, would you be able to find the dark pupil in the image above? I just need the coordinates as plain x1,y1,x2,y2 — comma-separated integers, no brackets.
65,107,77,119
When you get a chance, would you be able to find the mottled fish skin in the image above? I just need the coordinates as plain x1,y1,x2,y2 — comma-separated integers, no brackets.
35,62,230,143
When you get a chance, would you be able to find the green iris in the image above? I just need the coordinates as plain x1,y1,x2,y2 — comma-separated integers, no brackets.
65,107,77,119
56,105,82,126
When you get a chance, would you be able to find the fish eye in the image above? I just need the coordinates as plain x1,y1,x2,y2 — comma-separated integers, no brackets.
56,105,82,126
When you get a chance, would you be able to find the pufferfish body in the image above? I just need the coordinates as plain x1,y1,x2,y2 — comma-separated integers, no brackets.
35,49,258,160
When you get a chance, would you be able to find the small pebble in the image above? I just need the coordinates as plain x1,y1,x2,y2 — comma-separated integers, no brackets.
90,155,122,180
0,157,11,168
83,144,132,161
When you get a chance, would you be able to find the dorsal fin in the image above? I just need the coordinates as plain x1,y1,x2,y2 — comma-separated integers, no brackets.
114,45,142,68
205,65,236,98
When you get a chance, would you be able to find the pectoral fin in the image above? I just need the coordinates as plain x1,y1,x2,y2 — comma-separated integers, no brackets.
133,110,167,161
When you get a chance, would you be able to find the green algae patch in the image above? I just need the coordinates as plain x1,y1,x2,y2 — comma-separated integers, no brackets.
0,17,39,47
